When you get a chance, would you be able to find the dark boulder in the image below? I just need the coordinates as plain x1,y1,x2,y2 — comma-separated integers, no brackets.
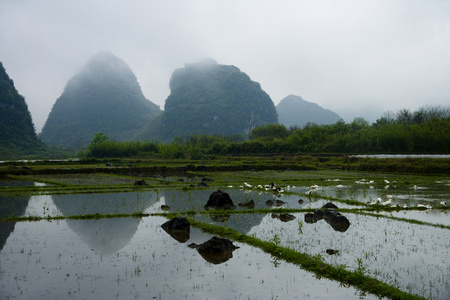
328,214,350,232
323,209,337,222
160,205,171,211
326,249,339,255
161,217,190,243
322,202,338,209
323,209,350,232
161,217,189,230
198,182,208,187
313,209,324,220
304,213,317,223
189,236,239,264
204,190,236,210
305,209,350,232
197,236,239,253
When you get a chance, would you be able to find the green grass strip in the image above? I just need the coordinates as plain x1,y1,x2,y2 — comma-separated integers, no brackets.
2,206,448,231
0,212,167,222
347,209,450,229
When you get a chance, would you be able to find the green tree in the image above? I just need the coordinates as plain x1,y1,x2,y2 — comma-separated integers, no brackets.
249,124,288,140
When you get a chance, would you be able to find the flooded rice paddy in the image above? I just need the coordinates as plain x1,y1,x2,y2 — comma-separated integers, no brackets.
1,216,383,300
0,170,449,299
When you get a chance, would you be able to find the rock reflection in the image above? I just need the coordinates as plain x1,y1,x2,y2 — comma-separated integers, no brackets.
189,236,239,264
0,181,33,251
265,199,286,207
0,221,16,252
238,199,255,209
209,213,232,223
0,195,30,219
271,213,295,222
161,217,190,243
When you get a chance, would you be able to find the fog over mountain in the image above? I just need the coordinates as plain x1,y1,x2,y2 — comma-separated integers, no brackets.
142,59,278,142
276,95,342,128
1,1,449,134
39,52,161,148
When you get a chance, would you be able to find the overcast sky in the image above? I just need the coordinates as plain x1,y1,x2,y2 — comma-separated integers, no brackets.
1,0,449,133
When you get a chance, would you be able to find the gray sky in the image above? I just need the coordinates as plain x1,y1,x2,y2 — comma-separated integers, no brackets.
1,0,449,133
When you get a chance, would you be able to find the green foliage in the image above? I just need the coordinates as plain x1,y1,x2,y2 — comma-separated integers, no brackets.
85,106,450,158
249,124,288,140
86,138,159,158
89,133,109,147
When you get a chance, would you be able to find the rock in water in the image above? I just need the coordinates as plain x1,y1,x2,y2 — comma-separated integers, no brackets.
161,217,190,243
193,236,239,264
322,202,338,209
204,190,236,210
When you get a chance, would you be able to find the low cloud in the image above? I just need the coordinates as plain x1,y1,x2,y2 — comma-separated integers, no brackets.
1,0,449,132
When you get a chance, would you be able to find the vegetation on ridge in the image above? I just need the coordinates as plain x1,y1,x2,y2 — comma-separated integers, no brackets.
0,62,46,157
84,106,449,161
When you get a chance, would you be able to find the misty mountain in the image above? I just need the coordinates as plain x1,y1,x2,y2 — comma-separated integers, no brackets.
0,62,45,156
141,59,278,142
276,95,341,128
39,52,161,148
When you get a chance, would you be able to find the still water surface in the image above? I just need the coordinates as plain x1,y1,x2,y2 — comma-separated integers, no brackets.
0,177,448,299
1,216,382,300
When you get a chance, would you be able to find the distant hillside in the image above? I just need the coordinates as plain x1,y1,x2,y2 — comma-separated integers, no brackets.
39,52,161,148
276,95,341,128
0,62,45,157
141,59,278,142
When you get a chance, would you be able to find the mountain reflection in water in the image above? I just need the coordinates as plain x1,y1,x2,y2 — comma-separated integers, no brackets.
66,218,141,255
0,180,33,251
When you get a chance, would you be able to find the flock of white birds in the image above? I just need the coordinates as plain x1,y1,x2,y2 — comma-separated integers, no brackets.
229,179,447,209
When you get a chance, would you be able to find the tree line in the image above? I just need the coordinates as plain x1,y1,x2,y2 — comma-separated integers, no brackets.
84,106,450,158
